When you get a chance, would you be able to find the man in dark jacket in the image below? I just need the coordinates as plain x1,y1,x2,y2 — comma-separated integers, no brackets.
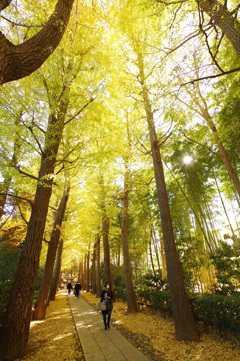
74,282,82,298
67,282,73,295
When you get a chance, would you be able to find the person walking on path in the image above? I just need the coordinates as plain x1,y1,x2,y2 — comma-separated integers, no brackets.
67,282,73,295
100,282,113,330
74,282,82,298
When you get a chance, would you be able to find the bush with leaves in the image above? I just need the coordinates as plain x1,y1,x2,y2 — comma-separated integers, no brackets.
136,270,169,291
210,239,240,295
191,293,240,335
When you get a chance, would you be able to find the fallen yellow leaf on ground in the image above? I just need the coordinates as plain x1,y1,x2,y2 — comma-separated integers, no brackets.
84,291,240,361
16,291,84,361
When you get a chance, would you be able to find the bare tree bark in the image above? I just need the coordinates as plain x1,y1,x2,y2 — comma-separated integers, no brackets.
49,238,63,301
0,0,75,84
86,245,90,292
96,233,102,297
159,235,167,279
149,237,156,276
102,211,112,285
121,165,138,313
33,187,69,320
0,0,11,12
0,81,69,360
83,253,87,290
136,51,199,341
92,243,97,294
199,0,240,58
79,260,84,285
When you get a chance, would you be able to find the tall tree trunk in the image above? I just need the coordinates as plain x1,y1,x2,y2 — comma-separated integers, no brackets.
78,261,81,282
199,0,240,58
33,188,69,320
49,238,63,301
121,167,138,313
151,224,162,273
86,245,90,292
159,235,167,279
96,233,102,297
0,0,75,85
83,253,87,290
102,211,112,285
79,260,83,285
149,237,156,276
92,243,97,294
137,51,199,341
0,92,68,360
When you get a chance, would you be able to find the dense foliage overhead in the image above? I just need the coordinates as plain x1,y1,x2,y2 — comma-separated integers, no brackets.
0,0,240,358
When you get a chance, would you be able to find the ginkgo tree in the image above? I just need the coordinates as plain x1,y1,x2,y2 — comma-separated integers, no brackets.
1,0,240,357
0,1,104,357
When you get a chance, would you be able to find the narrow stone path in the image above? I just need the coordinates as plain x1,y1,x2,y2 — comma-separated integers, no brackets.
68,294,150,361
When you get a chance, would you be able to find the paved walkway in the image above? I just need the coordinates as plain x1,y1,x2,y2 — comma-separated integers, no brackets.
68,294,150,361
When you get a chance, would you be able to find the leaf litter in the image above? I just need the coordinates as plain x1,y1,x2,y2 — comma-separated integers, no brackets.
16,291,84,361
83,292,240,361
15,291,240,361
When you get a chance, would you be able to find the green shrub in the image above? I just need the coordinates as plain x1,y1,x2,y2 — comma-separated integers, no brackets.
210,240,240,295
0,281,12,322
114,286,127,302
136,289,240,335
191,293,240,335
136,289,172,315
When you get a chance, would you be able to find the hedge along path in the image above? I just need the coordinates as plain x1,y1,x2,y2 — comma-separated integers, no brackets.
84,292,240,361
16,291,84,361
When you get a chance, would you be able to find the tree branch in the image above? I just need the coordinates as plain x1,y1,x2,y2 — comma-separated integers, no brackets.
198,6,225,73
0,0,75,85
0,15,43,28
0,192,33,207
181,66,240,85
16,203,29,225
15,165,39,181
183,131,219,157
154,0,187,4
64,97,95,125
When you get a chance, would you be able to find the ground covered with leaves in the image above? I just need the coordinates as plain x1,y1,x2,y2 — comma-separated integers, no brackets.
16,291,240,360
84,292,240,361
16,291,84,361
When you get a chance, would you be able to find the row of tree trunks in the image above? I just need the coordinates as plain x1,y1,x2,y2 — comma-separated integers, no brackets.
33,187,70,320
0,85,69,360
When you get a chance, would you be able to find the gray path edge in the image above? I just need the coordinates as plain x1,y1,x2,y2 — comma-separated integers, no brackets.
68,293,150,361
